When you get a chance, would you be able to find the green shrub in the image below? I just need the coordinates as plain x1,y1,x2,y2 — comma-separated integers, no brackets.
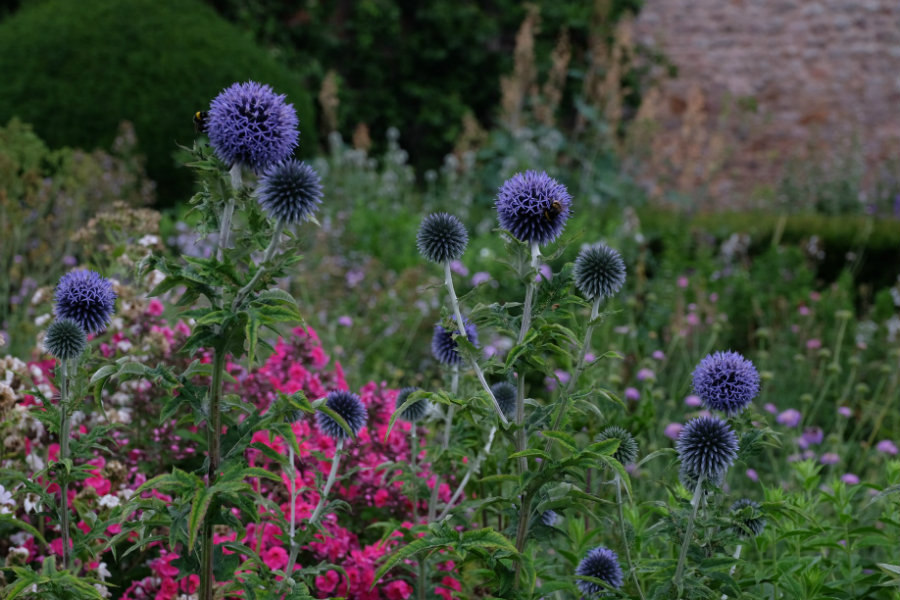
0,0,315,205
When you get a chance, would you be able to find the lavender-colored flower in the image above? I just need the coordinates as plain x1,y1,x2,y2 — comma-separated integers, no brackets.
837,406,852,418
692,351,760,416
256,160,322,224
745,468,759,482
395,387,429,423
207,81,299,172
575,546,624,596
876,440,898,455
431,320,479,365
841,473,860,485
596,426,639,465
685,395,703,407
624,387,640,402
730,499,766,538
664,422,684,440
490,381,516,418
495,170,572,245
540,510,560,527
676,416,739,480
316,390,367,441
44,319,87,360
636,368,655,382
471,271,491,286
820,452,840,465
801,427,824,446
55,270,116,334
764,403,778,414
416,213,468,263
574,242,626,300
777,409,802,428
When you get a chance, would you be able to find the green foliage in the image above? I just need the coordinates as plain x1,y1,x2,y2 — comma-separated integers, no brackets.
0,0,315,205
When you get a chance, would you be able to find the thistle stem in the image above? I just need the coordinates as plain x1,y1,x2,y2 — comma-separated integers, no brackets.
58,359,71,571
411,426,419,523
720,545,743,600
216,164,241,262
232,220,285,311
308,439,344,525
674,476,705,595
616,475,646,600
428,364,458,521
200,348,226,600
287,444,298,573
442,262,508,425
438,425,497,520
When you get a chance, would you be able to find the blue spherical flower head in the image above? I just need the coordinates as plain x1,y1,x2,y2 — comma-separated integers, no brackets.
540,509,560,527
416,212,468,263
55,270,116,334
207,81,299,172
396,387,429,422
431,319,479,365
575,546,624,596
730,498,766,538
692,351,760,416
256,160,323,224
574,243,626,300
495,170,572,245
316,390,368,441
44,319,87,360
596,425,639,465
676,416,739,481
490,381,516,418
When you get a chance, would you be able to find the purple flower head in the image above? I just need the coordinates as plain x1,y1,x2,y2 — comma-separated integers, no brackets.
820,452,840,465
540,510,560,527
490,381,517,418
573,242,626,300
431,319,479,365
207,81,299,172
730,498,766,538
664,422,684,441
841,473,860,485
636,368,655,382
44,319,87,360
575,546,624,596
837,406,852,418
801,427,824,446
316,390,367,441
764,403,778,414
416,213,469,264
256,160,323,224
495,170,572,245
625,387,640,402
395,387,428,423
876,440,899,455
596,425,639,465
676,416,739,480
745,468,759,482
777,408,802,428
55,270,116,334
471,271,491,286
685,395,703,407
692,351,760,416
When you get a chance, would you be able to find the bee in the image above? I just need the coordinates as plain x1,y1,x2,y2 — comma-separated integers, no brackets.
543,200,563,223
193,110,208,134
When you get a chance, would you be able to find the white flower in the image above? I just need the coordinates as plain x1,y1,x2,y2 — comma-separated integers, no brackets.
34,313,51,327
24,493,41,514
96,562,112,581
0,484,14,507
138,234,160,247
98,494,120,509
25,452,44,471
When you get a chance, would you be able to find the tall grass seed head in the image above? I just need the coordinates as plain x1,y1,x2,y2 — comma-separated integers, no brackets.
575,546,624,596
676,415,739,481
316,390,368,441
495,170,571,245
490,381,516,418
256,159,323,224
55,269,116,334
416,212,468,263
574,242,626,300
44,319,87,360
692,351,760,416
729,498,767,538
431,320,479,365
395,387,429,422
207,81,299,172
596,425,639,465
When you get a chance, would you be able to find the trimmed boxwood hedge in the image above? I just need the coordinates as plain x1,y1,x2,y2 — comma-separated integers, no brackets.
0,0,315,205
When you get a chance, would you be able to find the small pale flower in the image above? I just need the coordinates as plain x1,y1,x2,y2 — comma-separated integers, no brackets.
777,409,802,428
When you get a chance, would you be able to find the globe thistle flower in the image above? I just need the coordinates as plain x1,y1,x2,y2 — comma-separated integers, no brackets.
596,426,639,465
44,319,87,360
574,243,626,300
431,320,479,365
676,416,739,481
207,81,299,172
495,170,572,245
55,270,116,334
540,509,560,527
416,212,469,263
692,351,760,416
316,390,368,441
575,546,624,596
395,387,429,423
256,160,323,224
729,498,766,538
490,381,516,418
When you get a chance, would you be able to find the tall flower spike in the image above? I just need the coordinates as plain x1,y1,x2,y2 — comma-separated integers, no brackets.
44,319,87,360
55,270,116,334
692,351,760,416
207,81,299,172
256,160,323,224
729,498,767,538
490,381,516,418
395,387,429,423
495,170,572,245
431,320,479,365
596,425,639,465
575,546,624,596
316,391,368,441
574,243,626,300
416,212,469,263
676,416,739,480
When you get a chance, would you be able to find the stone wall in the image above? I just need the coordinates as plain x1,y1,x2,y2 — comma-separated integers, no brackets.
631,0,900,208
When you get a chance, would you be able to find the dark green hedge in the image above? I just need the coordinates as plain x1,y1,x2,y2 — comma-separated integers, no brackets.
0,0,315,205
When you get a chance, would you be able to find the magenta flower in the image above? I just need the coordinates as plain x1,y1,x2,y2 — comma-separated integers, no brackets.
837,406,852,418
684,395,702,407
746,468,759,482
876,440,898,455
636,368,655,382
652,350,665,361
841,473,859,485
664,422,684,440
624,387,640,402
777,409,802,428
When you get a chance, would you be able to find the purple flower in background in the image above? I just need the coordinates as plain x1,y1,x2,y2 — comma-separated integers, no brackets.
471,271,491,286
837,406,852,418
841,473,859,485
777,409,802,428
624,387,640,402
876,440,898,455
431,319,479,365
207,81,299,172
746,468,759,482
449,259,469,276
692,351,760,416
535,263,553,283
685,395,702,407
764,403,778,414
337,316,353,327
820,453,840,465
495,170,572,245
652,350,665,361
677,276,689,289
256,159,323,224
801,427,824,446
55,269,116,334
664,422,684,441
636,368,655,382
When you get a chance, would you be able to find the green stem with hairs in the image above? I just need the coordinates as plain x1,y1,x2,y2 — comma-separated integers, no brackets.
58,359,71,571
428,364,458,521
674,476,705,596
438,425,497,520
200,348,226,600
232,220,285,311
616,475,646,600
